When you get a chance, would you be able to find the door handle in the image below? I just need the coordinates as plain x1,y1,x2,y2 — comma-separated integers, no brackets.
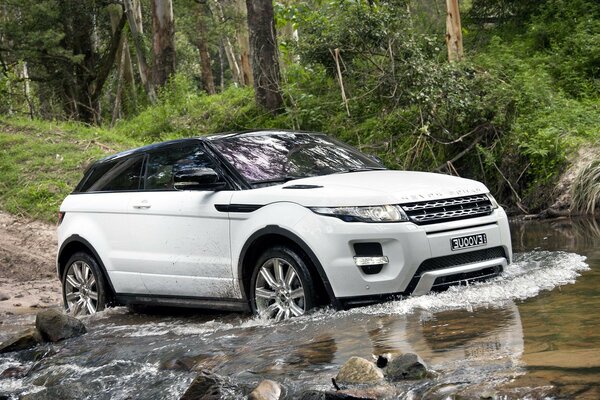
132,201,151,209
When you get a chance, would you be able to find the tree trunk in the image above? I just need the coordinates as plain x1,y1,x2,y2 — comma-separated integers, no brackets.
246,0,284,113
209,0,243,86
445,0,463,62
151,0,176,87
195,1,216,94
234,0,253,86
124,0,157,102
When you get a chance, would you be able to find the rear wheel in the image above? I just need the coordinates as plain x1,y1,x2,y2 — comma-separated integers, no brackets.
62,252,107,316
250,246,316,321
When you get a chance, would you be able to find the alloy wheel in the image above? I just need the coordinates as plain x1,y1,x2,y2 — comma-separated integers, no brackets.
254,257,306,321
64,260,99,316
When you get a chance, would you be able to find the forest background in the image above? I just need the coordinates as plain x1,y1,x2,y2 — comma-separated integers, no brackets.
0,0,598,222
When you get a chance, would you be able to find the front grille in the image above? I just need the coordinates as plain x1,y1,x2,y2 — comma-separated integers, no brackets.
404,246,506,294
401,194,493,225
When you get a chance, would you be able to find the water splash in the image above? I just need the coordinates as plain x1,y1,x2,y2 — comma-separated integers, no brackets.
341,251,588,317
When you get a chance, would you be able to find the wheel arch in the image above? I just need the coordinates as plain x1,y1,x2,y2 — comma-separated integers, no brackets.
58,235,117,298
237,225,340,309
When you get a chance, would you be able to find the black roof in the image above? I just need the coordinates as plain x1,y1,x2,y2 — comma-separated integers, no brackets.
95,130,322,164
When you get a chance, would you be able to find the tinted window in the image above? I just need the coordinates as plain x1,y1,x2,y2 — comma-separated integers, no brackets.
210,133,384,183
145,143,214,190
81,155,144,192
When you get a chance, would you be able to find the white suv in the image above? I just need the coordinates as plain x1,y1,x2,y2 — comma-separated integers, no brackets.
57,131,512,320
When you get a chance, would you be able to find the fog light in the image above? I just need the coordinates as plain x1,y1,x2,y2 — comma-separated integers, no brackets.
354,256,389,266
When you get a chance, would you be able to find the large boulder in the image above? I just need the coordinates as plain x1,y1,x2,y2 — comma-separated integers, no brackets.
385,353,427,381
248,379,281,400
180,370,225,400
35,309,86,342
336,357,384,384
0,328,44,353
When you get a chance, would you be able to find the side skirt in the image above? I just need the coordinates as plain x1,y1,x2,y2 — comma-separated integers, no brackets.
115,294,251,312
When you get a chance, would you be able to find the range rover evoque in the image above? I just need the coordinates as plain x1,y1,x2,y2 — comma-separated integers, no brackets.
57,131,512,321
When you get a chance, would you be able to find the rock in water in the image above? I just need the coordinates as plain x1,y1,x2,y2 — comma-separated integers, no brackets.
35,309,86,342
249,379,281,400
297,390,375,400
385,353,427,381
336,356,384,384
0,328,44,353
180,370,224,400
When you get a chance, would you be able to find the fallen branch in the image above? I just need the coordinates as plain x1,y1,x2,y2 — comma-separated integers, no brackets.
434,135,483,172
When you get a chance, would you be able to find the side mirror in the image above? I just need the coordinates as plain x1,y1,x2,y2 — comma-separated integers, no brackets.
173,167,227,191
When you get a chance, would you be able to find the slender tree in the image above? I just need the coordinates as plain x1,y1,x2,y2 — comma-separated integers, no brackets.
245,0,284,113
123,0,157,103
151,0,176,86
445,0,463,62
195,0,216,94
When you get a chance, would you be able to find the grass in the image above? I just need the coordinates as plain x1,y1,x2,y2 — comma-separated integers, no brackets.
0,118,140,222
571,159,600,215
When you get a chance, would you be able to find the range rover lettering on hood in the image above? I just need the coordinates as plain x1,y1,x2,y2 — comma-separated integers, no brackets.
396,187,486,203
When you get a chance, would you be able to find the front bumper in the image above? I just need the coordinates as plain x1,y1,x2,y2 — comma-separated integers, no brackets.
294,208,512,299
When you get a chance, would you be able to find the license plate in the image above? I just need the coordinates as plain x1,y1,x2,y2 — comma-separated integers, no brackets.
450,233,487,251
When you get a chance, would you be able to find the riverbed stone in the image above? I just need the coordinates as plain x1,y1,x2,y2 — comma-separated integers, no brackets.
248,379,281,400
0,328,44,354
159,356,196,371
0,292,9,301
385,353,427,381
297,390,375,400
35,309,86,342
180,370,224,400
336,356,384,384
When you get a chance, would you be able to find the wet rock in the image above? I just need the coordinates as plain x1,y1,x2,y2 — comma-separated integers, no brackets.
336,356,384,384
160,356,196,371
375,354,390,368
0,328,44,353
0,292,9,301
248,379,281,400
35,309,86,342
297,390,374,400
180,370,224,400
1,366,28,379
385,353,427,381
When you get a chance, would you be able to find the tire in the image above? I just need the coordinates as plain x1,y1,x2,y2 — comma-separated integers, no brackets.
250,246,316,321
62,251,108,316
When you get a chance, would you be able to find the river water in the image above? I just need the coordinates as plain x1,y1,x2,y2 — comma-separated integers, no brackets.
1,218,599,399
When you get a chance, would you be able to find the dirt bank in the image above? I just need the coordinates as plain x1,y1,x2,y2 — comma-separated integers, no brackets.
0,212,61,316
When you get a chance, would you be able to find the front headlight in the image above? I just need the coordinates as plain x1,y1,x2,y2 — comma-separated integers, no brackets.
309,204,409,223
486,193,499,209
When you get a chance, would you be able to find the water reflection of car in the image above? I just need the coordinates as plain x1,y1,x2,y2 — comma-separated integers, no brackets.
56,131,512,320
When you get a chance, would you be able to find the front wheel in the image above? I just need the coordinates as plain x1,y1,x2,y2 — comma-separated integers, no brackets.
250,246,316,321
62,252,108,316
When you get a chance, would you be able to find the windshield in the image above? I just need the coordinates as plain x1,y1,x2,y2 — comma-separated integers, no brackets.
209,132,385,184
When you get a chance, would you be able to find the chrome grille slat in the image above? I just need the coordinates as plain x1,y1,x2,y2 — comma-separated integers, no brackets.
401,194,493,225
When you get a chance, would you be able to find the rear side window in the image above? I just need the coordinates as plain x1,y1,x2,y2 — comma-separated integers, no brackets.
80,155,144,192
145,143,214,190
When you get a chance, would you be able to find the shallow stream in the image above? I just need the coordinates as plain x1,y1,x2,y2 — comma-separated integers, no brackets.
1,217,599,399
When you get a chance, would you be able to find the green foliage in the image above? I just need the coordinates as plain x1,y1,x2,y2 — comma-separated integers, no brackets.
0,118,136,222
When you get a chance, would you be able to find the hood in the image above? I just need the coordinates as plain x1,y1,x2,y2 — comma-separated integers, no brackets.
231,170,489,207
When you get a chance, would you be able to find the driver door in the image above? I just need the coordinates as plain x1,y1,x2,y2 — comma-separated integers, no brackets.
125,142,235,298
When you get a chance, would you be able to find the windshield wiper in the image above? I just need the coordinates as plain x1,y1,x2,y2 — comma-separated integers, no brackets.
341,167,387,173
252,175,309,185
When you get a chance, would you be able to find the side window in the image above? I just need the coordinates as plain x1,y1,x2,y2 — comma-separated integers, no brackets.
145,143,215,190
81,155,144,192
